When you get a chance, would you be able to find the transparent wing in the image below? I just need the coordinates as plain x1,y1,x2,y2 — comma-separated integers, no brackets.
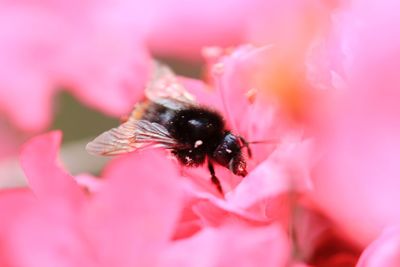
145,60,196,110
86,119,176,156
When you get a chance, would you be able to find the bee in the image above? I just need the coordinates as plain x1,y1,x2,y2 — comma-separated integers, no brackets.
86,61,251,193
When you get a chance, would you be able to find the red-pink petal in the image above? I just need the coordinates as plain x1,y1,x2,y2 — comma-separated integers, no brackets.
3,207,95,267
309,0,400,246
0,1,151,131
20,131,85,208
74,173,103,193
207,45,301,164
0,132,94,266
357,227,400,267
146,0,266,59
161,223,290,267
82,150,184,267
226,140,314,215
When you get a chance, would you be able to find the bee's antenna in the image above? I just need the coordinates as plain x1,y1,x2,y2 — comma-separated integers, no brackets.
246,139,281,145
239,137,281,159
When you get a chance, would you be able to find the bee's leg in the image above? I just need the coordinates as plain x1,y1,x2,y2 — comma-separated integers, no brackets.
239,136,252,159
207,160,223,194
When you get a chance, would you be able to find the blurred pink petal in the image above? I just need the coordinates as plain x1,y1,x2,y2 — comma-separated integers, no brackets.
248,0,332,54
0,189,34,227
291,202,360,267
161,223,290,267
0,189,34,266
0,132,185,266
357,227,400,267
207,45,271,134
20,131,84,209
82,150,184,267
226,140,314,211
179,77,224,113
0,1,151,131
179,142,313,238
74,173,103,193
290,263,312,267
309,0,400,246
207,44,305,165
147,0,266,59
167,45,315,240
0,0,330,132
1,132,93,267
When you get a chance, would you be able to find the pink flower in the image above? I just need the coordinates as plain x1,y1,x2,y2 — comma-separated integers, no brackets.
178,44,313,222
0,0,303,132
133,46,318,267
5,0,400,262
146,0,267,59
0,0,151,132
0,131,183,266
0,131,291,266
160,223,290,267
307,0,400,247
357,227,400,267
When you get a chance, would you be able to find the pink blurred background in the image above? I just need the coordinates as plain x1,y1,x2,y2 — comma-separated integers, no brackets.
2,0,400,266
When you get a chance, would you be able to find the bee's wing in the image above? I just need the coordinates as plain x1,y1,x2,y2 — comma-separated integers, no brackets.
86,119,176,156
145,61,197,110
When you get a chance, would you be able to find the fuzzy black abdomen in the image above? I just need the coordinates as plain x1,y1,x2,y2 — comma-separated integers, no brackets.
140,103,176,126
167,107,225,151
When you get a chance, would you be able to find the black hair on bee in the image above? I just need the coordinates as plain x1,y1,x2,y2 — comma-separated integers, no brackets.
86,61,251,194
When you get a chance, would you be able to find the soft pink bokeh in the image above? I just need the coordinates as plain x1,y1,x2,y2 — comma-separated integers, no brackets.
357,227,400,267
1,131,184,266
0,131,291,266
308,0,400,247
0,0,281,132
173,46,313,225
1,0,400,265
0,0,151,132
0,44,312,266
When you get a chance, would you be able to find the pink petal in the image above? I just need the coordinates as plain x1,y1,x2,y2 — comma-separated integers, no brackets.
207,45,302,164
357,227,400,267
3,206,95,267
179,77,224,113
82,150,184,267
0,189,34,266
161,223,290,267
0,1,151,131
64,41,151,118
226,140,314,216
74,173,103,193
0,189,87,267
0,190,93,267
0,189,35,228
172,200,203,240
209,45,270,133
146,0,266,59
247,0,332,54
292,201,361,266
0,131,96,266
1,137,186,267
309,0,400,246
20,131,85,209
290,263,312,267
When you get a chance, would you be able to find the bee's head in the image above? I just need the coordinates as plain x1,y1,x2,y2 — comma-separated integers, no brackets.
228,154,248,177
212,132,248,177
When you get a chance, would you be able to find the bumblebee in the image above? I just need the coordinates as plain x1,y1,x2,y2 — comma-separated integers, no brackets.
86,61,251,193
